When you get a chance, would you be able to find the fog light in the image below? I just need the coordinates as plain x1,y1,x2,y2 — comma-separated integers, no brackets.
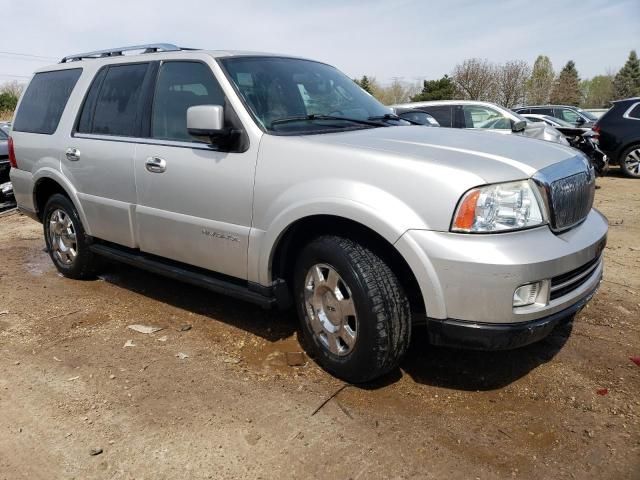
513,282,541,307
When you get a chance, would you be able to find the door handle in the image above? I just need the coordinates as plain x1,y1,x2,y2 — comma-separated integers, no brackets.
145,156,167,173
65,147,81,161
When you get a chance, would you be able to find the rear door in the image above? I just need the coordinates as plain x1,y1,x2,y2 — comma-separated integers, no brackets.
66,62,155,247
133,60,256,279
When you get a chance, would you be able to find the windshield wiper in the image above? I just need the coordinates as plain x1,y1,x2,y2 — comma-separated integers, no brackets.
368,113,422,126
270,114,387,128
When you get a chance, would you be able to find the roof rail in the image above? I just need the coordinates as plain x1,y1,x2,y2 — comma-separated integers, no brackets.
60,43,186,63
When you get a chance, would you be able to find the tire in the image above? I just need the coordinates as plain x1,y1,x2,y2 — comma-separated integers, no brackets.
620,144,640,178
43,193,99,279
293,235,411,383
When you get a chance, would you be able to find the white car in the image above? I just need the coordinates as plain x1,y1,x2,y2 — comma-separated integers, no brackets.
391,100,569,145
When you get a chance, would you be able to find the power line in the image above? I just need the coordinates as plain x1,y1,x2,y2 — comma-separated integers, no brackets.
0,50,57,61
0,73,32,79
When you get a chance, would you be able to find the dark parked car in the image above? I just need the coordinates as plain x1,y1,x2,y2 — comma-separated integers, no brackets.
514,105,598,127
0,126,10,183
594,97,640,178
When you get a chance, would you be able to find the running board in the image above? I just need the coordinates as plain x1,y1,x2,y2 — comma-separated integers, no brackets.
89,243,283,309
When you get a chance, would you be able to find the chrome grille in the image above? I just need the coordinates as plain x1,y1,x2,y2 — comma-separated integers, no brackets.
548,171,595,231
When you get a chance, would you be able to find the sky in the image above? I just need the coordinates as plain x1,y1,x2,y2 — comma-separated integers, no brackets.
1,0,638,86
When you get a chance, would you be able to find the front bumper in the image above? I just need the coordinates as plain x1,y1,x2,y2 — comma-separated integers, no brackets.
395,209,608,325
426,277,599,350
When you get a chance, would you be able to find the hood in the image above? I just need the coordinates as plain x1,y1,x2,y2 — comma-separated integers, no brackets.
302,125,580,183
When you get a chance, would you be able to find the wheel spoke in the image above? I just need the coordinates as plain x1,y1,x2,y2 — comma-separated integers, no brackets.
311,265,325,286
340,327,356,349
326,268,340,294
324,332,340,354
339,298,356,317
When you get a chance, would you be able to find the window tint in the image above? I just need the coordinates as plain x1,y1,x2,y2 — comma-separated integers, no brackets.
419,105,453,127
0,128,7,139
86,63,149,136
152,62,225,141
462,105,511,129
13,69,81,134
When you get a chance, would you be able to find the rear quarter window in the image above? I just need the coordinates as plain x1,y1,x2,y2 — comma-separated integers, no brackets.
627,103,640,120
13,69,82,135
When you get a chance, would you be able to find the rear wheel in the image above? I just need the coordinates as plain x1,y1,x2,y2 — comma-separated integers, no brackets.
620,145,640,178
43,194,99,279
293,235,411,383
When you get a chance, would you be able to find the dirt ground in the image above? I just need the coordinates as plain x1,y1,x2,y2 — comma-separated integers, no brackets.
0,173,638,480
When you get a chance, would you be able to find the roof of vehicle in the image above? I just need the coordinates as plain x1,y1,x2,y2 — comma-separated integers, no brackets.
515,105,587,109
612,97,640,103
34,44,315,73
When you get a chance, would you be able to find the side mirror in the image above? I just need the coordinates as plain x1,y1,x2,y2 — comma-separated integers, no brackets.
187,105,230,143
511,119,526,132
575,116,586,125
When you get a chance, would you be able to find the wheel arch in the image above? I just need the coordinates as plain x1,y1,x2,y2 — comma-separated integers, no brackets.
268,214,426,316
32,171,90,232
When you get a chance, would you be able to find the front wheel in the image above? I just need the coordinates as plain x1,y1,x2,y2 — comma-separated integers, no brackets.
43,194,100,279
620,145,640,178
293,236,411,383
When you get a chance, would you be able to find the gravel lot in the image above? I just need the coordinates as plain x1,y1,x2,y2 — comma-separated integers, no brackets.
0,173,638,480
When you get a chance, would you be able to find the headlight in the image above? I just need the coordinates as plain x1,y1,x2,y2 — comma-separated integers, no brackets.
452,180,545,233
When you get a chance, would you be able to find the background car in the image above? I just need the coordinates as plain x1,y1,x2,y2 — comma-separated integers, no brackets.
594,97,640,178
0,126,10,183
513,105,598,127
391,100,569,145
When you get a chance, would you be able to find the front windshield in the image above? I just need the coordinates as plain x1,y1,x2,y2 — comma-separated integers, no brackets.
220,57,392,134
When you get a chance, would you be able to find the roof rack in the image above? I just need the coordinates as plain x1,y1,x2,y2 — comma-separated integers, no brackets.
60,43,188,63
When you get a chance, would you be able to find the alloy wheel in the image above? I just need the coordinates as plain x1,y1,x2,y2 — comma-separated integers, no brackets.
48,208,78,265
303,263,358,356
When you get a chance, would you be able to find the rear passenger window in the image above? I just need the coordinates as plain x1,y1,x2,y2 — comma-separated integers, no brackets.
419,105,453,127
78,63,149,136
152,62,225,142
13,69,82,134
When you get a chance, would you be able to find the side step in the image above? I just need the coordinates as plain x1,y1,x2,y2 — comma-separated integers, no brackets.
89,243,280,309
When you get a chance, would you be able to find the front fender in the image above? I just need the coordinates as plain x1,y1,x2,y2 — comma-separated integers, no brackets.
251,180,427,286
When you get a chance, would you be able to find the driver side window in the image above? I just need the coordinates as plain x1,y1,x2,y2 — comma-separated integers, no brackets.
558,108,580,124
152,61,225,142
462,105,511,129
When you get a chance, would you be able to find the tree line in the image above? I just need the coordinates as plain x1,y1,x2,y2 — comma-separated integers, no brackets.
0,80,23,120
355,50,640,108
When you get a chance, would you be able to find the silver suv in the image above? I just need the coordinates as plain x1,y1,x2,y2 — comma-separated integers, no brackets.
9,44,607,382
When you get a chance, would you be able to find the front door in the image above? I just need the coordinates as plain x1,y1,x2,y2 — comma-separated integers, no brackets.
134,60,256,279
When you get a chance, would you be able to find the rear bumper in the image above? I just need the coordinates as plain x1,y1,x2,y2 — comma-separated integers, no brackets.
426,276,600,350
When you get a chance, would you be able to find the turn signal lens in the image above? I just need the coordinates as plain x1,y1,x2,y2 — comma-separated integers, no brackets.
452,189,480,231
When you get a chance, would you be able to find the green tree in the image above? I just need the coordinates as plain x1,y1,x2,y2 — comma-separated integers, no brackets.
354,75,374,94
612,50,640,99
0,92,18,111
526,55,555,104
550,60,581,105
580,75,614,108
410,75,455,102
